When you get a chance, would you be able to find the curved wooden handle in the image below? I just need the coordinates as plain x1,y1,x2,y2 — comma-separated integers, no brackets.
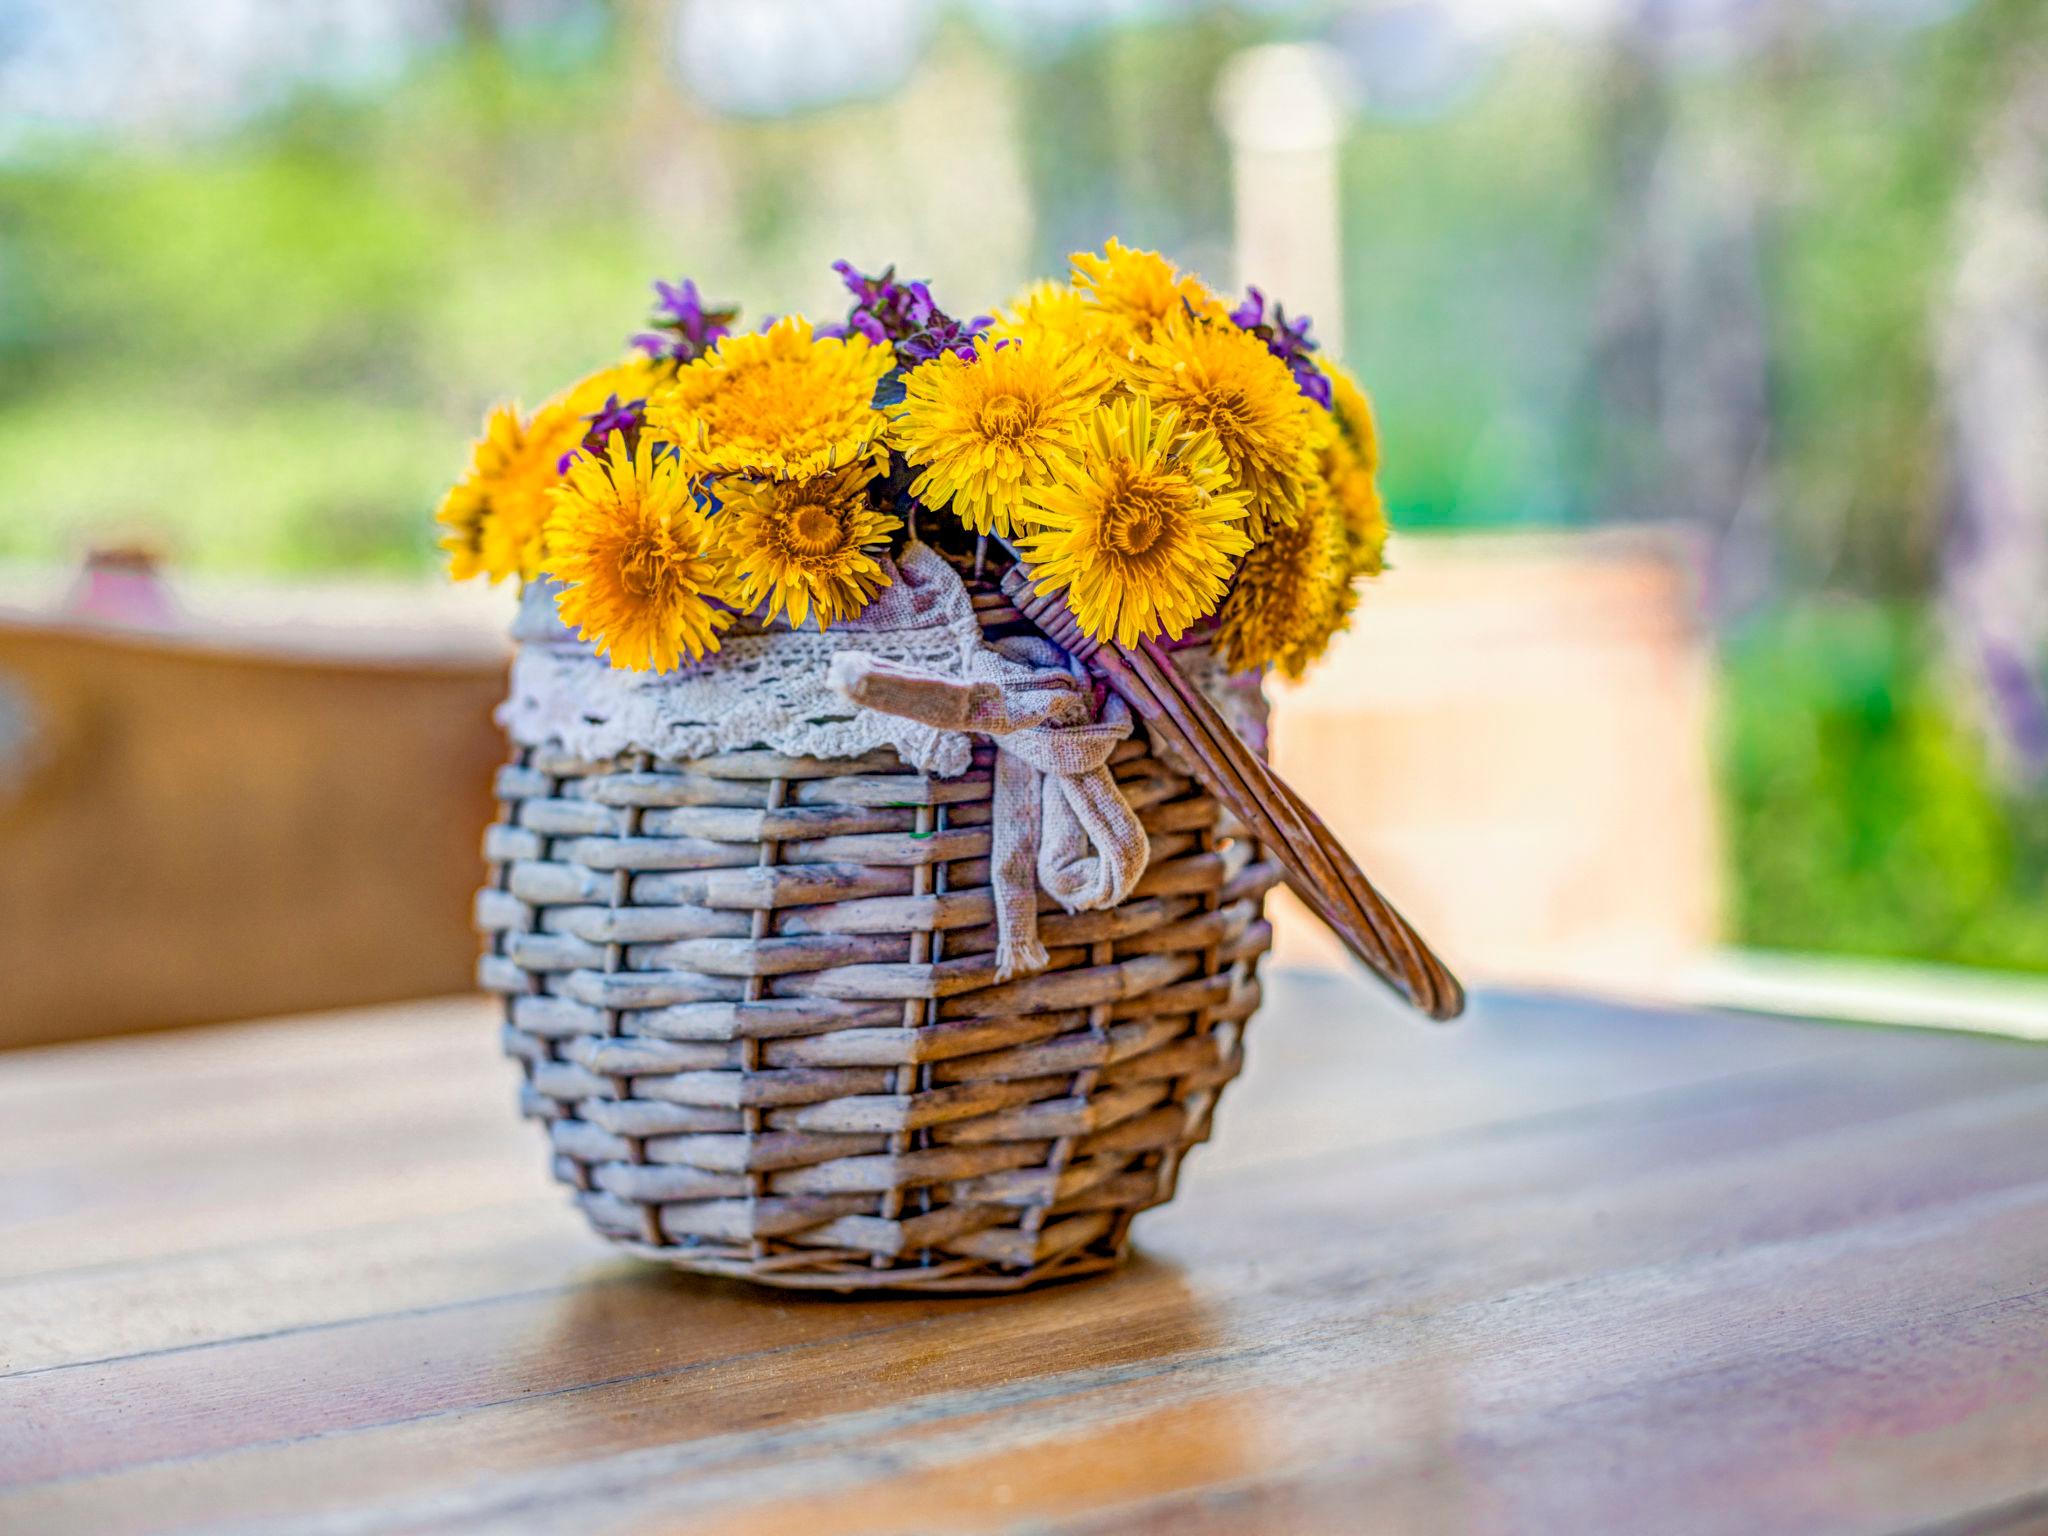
1001,563,1466,1021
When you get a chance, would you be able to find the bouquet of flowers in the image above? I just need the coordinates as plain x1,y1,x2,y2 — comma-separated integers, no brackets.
437,240,1388,683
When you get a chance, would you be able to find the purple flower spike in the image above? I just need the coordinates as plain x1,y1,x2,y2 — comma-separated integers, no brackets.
633,276,738,366
585,392,644,442
1230,286,1329,407
558,392,650,472
831,260,988,365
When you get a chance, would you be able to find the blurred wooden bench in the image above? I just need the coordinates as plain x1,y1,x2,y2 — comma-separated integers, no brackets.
0,615,506,1049
1270,528,1720,992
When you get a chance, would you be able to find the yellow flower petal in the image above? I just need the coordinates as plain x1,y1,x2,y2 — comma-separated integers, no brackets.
1016,395,1252,648
890,340,1110,537
646,316,892,481
438,400,582,583
1124,309,1321,538
543,433,731,671
1216,471,1354,677
717,461,901,631
1069,239,1228,353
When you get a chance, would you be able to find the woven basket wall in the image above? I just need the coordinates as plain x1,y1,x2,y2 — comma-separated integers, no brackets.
477,594,1277,1293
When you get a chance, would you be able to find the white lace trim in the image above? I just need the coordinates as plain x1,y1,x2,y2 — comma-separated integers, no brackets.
496,540,1261,776
497,543,987,774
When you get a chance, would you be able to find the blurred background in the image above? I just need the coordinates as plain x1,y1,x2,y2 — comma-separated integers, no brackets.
3,0,2046,1046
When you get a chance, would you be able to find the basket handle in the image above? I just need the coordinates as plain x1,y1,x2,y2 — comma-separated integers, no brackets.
999,560,1466,1022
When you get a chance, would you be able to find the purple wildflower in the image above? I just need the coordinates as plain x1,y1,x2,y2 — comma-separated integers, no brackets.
557,393,649,473
1229,286,1330,409
827,260,989,365
632,277,738,366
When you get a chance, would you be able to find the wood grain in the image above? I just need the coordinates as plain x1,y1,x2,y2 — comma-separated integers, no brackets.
2,973,2045,1535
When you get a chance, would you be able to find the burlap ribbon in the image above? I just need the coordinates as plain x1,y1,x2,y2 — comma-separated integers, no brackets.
826,636,1149,981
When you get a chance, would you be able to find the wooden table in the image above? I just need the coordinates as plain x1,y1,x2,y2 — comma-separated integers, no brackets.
4,974,2045,1535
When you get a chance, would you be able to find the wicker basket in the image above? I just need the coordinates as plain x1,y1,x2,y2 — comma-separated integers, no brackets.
478,582,1278,1292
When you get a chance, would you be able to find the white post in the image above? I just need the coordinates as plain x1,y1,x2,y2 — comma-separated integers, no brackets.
1215,44,1348,351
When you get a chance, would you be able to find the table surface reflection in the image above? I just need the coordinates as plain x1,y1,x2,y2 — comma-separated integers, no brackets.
3,972,2045,1535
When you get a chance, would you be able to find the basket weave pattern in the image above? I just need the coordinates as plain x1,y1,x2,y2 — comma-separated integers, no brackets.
478,629,1277,1291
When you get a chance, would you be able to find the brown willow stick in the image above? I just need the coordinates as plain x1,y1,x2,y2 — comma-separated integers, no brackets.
998,560,1466,1022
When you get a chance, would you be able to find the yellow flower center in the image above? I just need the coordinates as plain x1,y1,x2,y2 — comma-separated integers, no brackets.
1189,387,1251,442
1101,472,1183,557
619,538,664,598
977,393,1034,443
786,502,845,558
713,370,808,440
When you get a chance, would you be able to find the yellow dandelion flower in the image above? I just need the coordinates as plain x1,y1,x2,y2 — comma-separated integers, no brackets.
1325,433,1389,579
558,354,667,417
544,433,731,671
1322,360,1380,475
1125,311,1321,537
1216,475,1355,677
437,400,583,582
717,461,901,630
1017,395,1253,648
985,279,1109,354
890,340,1111,537
436,478,491,583
646,316,893,480
1316,361,1389,577
1069,239,1227,351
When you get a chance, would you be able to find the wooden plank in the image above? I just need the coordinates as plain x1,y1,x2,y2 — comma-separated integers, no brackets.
0,1113,537,1284
757,1287,2048,1536
0,987,1869,1370
2,979,2045,1536
0,1019,2004,1376
0,1199,584,1376
10,1145,2045,1533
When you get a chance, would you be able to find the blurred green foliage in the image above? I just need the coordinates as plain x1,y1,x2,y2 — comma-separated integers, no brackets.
0,49,676,571
1762,0,2044,597
1337,38,1603,532
1723,603,2048,973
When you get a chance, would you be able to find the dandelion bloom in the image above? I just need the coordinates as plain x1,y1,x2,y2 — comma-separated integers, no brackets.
985,279,1110,355
1324,436,1388,580
1017,395,1252,647
1069,239,1226,351
891,341,1110,537
1319,362,1388,577
545,433,731,671
647,317,893,481
1216,478,1354,677
1323,361,1381,476
718,461,901,630
1125,311,1321,537
560,356,664,418
436,400,583,582
436,480,492,581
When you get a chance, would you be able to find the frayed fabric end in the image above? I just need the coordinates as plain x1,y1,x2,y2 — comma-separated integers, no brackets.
994,934,1051,983
824,650,871,701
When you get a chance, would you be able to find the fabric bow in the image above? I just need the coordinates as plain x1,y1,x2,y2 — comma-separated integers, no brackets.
827,636,1149,980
